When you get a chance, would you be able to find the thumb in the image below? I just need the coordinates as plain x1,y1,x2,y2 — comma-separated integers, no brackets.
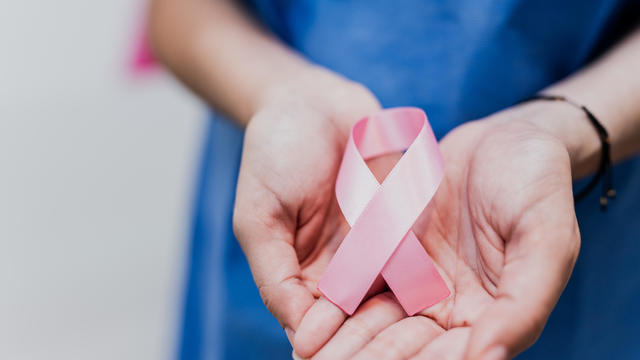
232,192,315,334
465,204,580,359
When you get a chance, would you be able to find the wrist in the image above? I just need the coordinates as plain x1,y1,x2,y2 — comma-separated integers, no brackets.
503,100,601,179
254,66,380,135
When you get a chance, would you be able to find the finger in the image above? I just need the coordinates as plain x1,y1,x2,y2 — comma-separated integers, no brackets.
233,197,315,334
248,236,316,333
295,272,388,357
352,316,444,360
465,195,580,359
294,297,347,358
313,292,406,360
411,327,471,360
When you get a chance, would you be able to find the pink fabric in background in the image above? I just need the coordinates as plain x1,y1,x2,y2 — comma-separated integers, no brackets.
129,6,157,74
318,107,450,315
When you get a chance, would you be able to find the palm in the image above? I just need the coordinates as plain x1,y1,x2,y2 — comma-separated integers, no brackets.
431,117,571,296
410,119,572,356
289,135,350,298
299,115,580,359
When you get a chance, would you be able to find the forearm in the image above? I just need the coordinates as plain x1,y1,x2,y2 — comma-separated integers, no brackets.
148,0,318,125
524,27,640,178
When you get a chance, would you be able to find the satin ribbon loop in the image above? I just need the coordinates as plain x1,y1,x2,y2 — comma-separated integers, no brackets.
318,107,450,315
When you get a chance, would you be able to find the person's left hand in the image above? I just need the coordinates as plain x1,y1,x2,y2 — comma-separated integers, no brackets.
292,103,582,360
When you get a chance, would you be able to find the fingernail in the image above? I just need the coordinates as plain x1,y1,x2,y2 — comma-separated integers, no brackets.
482,346,507,360
284,327,295,345
291,350,304,360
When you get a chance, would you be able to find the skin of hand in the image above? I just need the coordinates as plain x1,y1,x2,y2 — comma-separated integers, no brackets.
232,69,382,343
292,102,583,360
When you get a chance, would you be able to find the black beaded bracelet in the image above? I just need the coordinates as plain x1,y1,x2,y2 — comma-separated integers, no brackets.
520,94,615,211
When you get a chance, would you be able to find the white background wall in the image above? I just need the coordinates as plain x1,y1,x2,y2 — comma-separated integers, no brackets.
0,1,204,359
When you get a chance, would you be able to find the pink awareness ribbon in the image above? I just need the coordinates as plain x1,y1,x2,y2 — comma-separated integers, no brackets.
318,107,450,316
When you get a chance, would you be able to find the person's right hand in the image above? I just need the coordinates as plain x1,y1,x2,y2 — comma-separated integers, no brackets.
232,68,381,346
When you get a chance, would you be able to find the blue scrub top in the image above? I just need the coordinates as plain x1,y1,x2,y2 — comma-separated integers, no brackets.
179,1,640,359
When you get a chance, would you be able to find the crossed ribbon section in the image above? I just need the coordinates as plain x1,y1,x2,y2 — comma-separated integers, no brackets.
318,107,450,315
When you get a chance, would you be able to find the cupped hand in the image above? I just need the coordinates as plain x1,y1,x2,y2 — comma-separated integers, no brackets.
293,104,582,360
232,69,381,344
